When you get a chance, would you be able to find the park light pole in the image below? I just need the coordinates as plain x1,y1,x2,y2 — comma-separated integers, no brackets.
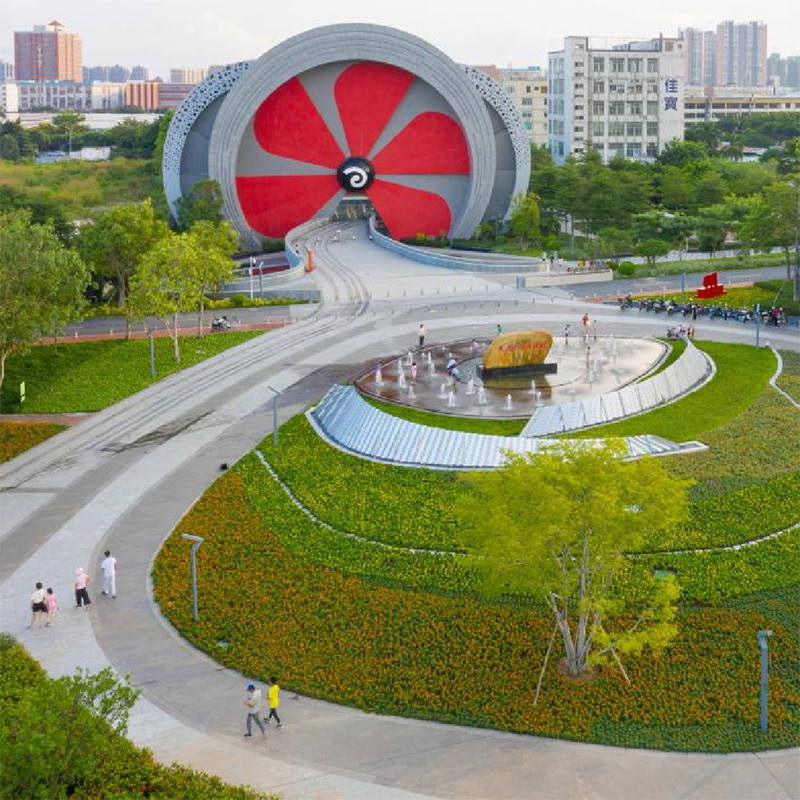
755,303,760,348
757,629,773,734
267,385,281,447
180,534,204,621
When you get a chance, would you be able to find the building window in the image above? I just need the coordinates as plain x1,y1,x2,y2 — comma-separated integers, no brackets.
593,80,605,93
609,101,625,115
522,97,533,105
609,142,624,156
593,57,605,72
628,101,642,115
611,58,625,73
647,100,658,115
646,121,658,136
627,122,643,136
646,143,658,157
628,58,642,72
610,81,625,93
506,86,515,93
592,100,605,114
526,85,531,93
525,122,533,130
647,81,659,93
629,83,643,94
647,58,658,73
592,121,605,136
626,143,642,157
609,121,625,136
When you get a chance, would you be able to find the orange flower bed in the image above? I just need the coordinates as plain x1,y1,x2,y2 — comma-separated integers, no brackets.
152,471,800,752
0,422,65,463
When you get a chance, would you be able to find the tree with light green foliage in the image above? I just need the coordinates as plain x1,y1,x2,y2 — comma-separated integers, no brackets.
459,443,690,679
189,219,238,332
0,209,90,390
128,231,204,364
510,192,540,249
77,199,170,337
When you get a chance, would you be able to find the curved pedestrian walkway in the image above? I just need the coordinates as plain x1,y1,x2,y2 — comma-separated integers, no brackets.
2,225,799,799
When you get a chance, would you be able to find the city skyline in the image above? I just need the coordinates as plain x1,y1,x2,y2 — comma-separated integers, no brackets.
2,0,798,80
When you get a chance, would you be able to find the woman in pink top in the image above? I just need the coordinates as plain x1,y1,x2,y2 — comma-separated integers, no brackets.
74,567,91,611
45,587,59,626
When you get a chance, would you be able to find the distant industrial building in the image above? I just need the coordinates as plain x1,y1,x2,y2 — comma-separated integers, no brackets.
684,85,800,125
14,21,82,82
125,81,160,111
15,80,91,111
548,35,684,164
157,83,194,109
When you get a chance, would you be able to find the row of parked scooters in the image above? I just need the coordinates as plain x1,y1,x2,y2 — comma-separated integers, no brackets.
618,295,787,326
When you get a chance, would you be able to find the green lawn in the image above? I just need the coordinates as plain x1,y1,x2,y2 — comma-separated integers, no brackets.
567,341,776,441
777,349,800,404
1,332,263,413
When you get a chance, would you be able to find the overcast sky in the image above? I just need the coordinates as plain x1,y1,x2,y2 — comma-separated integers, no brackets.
2,0,798,78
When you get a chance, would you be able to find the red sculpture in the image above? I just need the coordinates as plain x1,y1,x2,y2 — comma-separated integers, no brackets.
696,271,726,299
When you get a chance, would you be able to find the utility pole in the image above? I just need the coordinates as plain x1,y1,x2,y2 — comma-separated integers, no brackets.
180,534,204,621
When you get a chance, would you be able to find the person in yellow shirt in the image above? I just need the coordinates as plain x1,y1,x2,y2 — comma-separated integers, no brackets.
263,676,283,728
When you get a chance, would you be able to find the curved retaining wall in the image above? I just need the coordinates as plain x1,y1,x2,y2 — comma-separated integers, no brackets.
520,339,714,437
309,385,705,470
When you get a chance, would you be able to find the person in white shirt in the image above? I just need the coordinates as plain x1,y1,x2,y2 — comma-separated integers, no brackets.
29,582,47,628
101,550,117,598
243,684,266,737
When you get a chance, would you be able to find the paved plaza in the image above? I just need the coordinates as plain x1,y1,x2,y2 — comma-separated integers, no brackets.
2,222,799,800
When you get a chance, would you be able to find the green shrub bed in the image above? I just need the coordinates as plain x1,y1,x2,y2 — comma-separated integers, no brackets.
0,422,65,463
0,639,270,799
153,471,800,752
777,349,800,404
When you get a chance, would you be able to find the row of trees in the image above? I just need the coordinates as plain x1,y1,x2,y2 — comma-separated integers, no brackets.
0,201,237,390
1,112,166,161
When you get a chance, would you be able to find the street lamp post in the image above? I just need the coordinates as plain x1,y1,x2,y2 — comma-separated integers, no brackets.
267,385,281,447
757,629,773,734
180,534,204,621
755,303,760,348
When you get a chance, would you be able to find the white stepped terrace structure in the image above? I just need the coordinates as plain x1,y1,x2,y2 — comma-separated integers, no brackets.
521,339,714,438
309,386,706,470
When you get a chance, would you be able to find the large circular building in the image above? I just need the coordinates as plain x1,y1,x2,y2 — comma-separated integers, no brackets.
163,24,529,243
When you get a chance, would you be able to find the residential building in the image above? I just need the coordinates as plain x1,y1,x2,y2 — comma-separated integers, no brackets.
157,83,194,109
130,65,149,81
125,81,160,110
768,53,800,89
684,85,800,126
90,81,126,110
681,27,704,85
14,21,82,82
499,66,548,146
108,65,131,83
716,20,767,87
1,81,19,113
548,35,684,164
788,57,800,89
702,31,718,87
168,67,207,84
83,65,108,82
16,80,91,111
0,60,15,81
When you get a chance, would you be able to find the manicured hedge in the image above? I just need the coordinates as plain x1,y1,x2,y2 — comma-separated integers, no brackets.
0,422,65,463
153,471,800,752
0,641,271,800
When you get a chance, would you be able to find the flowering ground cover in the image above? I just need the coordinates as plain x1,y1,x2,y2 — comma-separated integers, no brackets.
153,339,799,752
0,422,65,463
153,472,800,753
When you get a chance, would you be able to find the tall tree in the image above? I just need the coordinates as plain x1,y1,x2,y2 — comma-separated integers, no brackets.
78,199,169,336
0,209,90,390
175,180,225,232
187,219,238,332
128,232,203,364
509,192,540,249
459,444,689,678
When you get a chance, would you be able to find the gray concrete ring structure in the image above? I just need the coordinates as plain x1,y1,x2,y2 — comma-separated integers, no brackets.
207,23,497,242
462,64,531,220
162,62,251,221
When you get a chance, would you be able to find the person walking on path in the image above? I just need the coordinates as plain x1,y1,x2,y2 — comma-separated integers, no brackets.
74,568,91,611
101,550,117,598
45,587,59,627
29,582,47,628
244,684,266,738
418,324,427,349
264,677,283,728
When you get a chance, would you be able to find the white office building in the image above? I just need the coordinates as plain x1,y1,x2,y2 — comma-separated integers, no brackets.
548,36,684,164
